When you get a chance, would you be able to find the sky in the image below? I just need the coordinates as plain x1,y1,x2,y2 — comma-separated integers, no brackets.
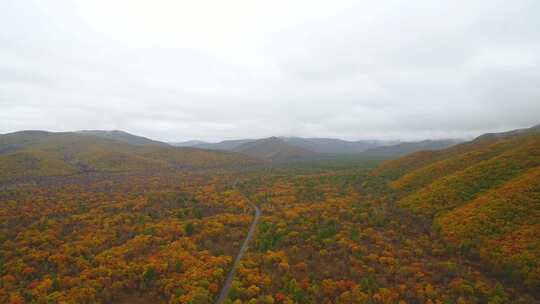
1,0,539,142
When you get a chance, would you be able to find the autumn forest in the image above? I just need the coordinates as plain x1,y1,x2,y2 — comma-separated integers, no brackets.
0,126,539,304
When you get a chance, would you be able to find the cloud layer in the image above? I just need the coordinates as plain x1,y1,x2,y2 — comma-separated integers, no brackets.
1,0,539,141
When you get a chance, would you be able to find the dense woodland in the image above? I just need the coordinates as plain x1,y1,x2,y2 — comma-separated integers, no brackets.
226,152,538,304
0,172,254,303
0,129,538,303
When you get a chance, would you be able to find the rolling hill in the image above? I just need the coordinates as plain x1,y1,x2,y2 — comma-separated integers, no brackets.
232,137,317,161
365,124,540,290
0,131,262,182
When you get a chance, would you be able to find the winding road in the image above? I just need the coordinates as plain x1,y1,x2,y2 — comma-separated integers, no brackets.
215,182,261,304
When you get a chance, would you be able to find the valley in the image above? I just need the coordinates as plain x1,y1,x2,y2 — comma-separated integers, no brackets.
0,126,538,303
3,2,538,303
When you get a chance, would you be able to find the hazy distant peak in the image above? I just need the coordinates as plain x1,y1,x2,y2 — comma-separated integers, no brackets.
170,140,209,147
233,136,316,161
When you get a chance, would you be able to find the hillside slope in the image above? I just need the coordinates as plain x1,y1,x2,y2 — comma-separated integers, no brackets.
365,125,540,290
0,131,262,181
474,124,540,141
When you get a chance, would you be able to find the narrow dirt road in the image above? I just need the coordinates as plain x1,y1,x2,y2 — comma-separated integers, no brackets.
215,183,261,304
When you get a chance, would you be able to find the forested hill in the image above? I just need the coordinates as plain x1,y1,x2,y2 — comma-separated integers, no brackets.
365,124,540,291
0,131,262,182
232,137,317,161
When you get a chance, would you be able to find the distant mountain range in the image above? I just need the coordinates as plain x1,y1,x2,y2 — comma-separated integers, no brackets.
172,137,398,154
1,125,537,180
0,128,471,167
169,140,208,147
171,136,463,160
280,137,398,154
0,128,468,166
0,131,261,182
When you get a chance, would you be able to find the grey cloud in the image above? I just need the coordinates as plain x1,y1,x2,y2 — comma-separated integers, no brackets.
1,0,539,142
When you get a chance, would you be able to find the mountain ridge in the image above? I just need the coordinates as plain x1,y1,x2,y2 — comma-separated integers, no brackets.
232,136,317,161
473,124,540,141
77,130,169,146
174,136,460,157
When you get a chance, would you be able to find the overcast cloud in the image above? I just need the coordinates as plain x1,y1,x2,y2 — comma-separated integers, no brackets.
1,0,539,141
